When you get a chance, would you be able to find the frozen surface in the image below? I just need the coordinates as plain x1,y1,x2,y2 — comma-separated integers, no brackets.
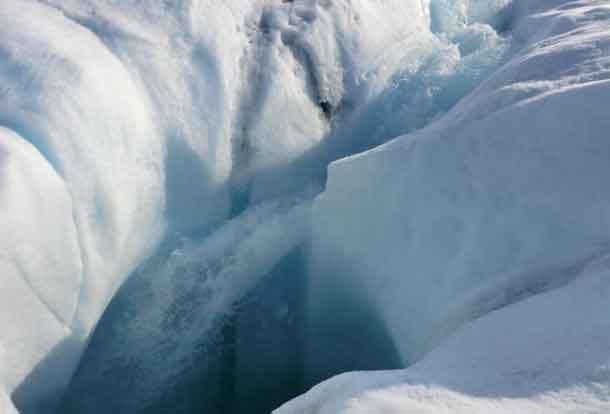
308,0,610,364
0,0,509,410
298,0,610,411
277,257,610,414
1,0,609,413
0,1,164,409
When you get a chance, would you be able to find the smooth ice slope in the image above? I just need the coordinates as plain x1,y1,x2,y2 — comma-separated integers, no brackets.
299,0,610,411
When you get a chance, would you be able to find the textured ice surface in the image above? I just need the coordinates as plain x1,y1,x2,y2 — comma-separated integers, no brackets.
58,1,512,411
1,345,17,414
0,0,509,410
296,0,610,412
0,1,165,409
62,196,313,413
1,0,609,413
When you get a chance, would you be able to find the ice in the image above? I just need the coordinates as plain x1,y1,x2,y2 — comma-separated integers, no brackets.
0,0,168,327
0,128,78,410
1,345,17,414
430,0,514,33
56,2,510,410
276,257,610,414
300,0,610,407
0,0,510,409
61,196,312,413
0,1,166,408
1,389,18,414
1,0,609,412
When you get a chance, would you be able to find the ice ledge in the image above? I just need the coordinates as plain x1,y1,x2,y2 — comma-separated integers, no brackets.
301,1,610,411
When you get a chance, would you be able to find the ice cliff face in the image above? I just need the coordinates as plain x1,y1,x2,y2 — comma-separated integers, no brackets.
285,1,610,412
308,0,610,365
279,260,610,414
0,0,609,413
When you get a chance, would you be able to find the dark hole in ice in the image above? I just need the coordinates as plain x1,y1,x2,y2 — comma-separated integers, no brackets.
319,100,333,121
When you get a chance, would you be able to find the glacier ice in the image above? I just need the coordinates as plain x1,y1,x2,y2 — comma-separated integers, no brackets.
62,196,312,413
298,0,610,411
0,0,609,413
277,257,610,414
57,1,513,412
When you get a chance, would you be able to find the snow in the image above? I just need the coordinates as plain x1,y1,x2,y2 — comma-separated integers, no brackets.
0,128,77,408
293,0,610,411
1,0,609,412
1,389,18,414
0,1,166,408
276,258,610,414
0,0,510,409
1,345,18,414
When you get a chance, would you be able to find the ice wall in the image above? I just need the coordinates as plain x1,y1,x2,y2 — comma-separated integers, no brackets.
306,0,610,383
278,256,610,414
274,1,610,412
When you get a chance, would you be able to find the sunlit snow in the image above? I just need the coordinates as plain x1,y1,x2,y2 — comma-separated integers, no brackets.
1,1,609,413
